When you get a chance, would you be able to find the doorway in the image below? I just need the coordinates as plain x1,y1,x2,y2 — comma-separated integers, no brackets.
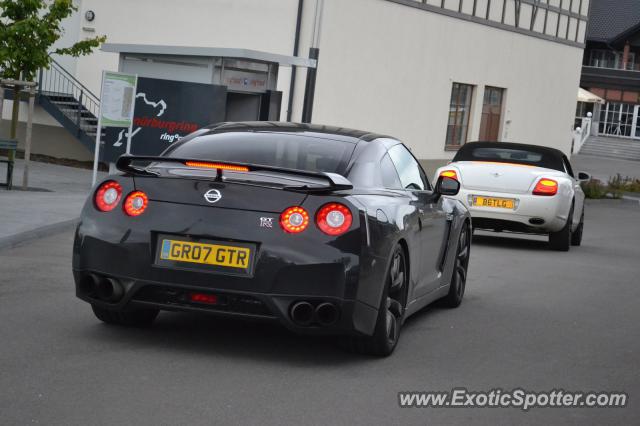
225,92,262,121
598,102,640,139
479,86,505,141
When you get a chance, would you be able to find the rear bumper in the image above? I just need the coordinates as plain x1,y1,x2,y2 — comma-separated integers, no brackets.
74,269,378,335
455,188,571,233
72,199,383,336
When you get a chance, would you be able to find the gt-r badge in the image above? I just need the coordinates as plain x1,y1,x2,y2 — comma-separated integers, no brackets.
491,172,502,177
204,189,222,203
260,217,274,228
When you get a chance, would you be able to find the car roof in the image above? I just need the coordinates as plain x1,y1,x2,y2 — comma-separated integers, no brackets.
453,141,567,171
204,121,390,144
459,141,566,157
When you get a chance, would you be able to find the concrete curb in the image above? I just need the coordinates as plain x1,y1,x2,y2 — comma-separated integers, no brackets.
622,195,640,206
585,198,640,207
0,218,79,251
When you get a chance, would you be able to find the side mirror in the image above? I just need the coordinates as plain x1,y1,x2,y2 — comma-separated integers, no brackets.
435,176,460,196
577,171,591,182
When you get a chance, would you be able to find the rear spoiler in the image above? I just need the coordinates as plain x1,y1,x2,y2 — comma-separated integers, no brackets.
115,155,353,192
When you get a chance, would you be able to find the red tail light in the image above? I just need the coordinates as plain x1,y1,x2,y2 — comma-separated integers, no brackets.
95,181,122,212
532,178,558,196
189,293,218,304
316,203,353,236
184,161,249,172
123,191,149,216
439,170,458,180
280,206,310,233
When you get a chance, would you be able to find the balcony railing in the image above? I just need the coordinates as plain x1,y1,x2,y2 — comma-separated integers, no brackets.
587,60,640,72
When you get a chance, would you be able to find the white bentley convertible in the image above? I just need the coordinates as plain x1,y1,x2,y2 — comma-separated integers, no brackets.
435,142,589,251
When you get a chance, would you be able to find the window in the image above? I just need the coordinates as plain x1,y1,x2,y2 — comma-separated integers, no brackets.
387,145,429,191
589,49,637,71
562,156,574,178
445,83,474,148
452,144,565,171
164,132,355,174
380,153,402,189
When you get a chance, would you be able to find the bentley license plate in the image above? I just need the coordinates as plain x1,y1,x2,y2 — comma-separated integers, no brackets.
472,196,516,209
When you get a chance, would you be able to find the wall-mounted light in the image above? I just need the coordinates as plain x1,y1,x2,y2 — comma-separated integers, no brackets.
85,10,95,22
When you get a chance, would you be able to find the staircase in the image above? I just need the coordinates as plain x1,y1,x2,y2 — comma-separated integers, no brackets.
579,135,640,161
2,59,104,152
36,59,104,150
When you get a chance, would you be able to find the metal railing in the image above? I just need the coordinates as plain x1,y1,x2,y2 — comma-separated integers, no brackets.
573,117,592,154
36,58,100,134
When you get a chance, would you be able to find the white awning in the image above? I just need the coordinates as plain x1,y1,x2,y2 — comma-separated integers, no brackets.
578,87,605,104
101,43,317,68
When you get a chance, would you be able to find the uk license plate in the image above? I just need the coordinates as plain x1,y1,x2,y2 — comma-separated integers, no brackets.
472,196,516,209
158,238,253,271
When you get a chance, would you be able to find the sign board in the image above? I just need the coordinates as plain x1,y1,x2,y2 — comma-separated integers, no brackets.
103,77,227,163
93,71,138,185
100,71,137,127
223,69,268,93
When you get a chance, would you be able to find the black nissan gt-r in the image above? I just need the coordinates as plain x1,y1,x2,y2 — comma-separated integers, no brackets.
73,122,471,356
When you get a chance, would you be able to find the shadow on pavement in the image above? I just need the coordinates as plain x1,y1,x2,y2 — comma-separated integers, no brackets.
76,310,377,366
472,233,549,251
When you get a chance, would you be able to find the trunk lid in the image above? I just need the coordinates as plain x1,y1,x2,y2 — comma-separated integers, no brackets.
455,161,550,194
133,171,311,213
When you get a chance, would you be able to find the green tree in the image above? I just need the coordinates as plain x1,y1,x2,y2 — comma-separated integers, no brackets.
0,0,106,144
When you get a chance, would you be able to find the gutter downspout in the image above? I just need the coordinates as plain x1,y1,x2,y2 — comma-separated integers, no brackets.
287,0,304,122
301,0,324,123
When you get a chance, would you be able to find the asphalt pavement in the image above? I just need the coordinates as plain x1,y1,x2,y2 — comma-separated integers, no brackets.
570,153,640,182
0,199,638,425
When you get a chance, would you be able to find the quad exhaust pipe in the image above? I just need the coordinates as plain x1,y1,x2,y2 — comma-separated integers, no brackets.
290,301,339,326
315,302,338,326
290,301,314,326
96,277,124,303
81,274,124,303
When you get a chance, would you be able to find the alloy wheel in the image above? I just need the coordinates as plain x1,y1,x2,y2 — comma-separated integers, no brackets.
386,247,407,344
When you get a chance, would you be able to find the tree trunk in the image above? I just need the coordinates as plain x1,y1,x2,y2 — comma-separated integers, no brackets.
9,85,21,163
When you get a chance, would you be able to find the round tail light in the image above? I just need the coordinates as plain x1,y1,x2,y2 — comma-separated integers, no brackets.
123,191,149,216
316,203,352,236
95,181,122,212
280,206,310,233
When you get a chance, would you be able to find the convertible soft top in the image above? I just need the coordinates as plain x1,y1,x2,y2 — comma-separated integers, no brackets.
452,141,566,171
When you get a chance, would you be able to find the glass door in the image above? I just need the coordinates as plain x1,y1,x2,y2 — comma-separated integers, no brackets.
599,102,635,137
634,105,640,140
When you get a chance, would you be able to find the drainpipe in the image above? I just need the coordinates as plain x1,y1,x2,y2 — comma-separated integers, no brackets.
287,0,304,122
622,41,630,70
301,0,324,123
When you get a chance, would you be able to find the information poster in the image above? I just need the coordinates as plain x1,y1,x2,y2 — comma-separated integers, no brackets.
100,71,138,127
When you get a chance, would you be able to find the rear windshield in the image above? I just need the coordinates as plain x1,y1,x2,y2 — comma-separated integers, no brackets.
163,132,355,174
453,144,564,171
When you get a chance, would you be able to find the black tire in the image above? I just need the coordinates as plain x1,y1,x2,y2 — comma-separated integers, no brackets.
571,209,584,246
442,222,470,308
343,244,408,357
91,305,159,327
549,206,573,251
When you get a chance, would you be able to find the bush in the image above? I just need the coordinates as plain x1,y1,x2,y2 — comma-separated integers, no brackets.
581,179,608,199
607,174,627,199
625,178,640,194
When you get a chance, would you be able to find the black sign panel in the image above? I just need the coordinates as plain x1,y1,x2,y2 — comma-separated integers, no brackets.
103,77,227,163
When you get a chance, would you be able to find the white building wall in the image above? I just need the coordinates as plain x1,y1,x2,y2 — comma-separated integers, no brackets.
49,0,83,75
31,0,587,160
71,0,299,95
309,0,585,159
